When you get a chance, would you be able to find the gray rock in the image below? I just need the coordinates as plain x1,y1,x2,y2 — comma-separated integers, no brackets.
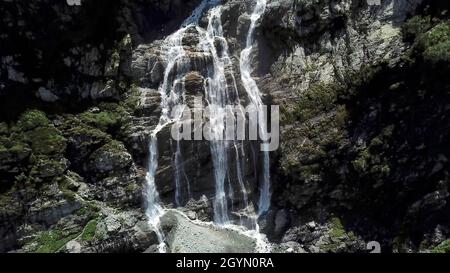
161,210,257,253
186,211,197,220
66,241,81,253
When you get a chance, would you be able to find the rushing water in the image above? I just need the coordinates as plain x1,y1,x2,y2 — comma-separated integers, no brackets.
145,137,167,253
144,0,271,252
239,0,270,216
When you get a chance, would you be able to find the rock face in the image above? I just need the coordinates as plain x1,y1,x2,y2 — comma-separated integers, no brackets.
258,0,450,253
160,210,256,253
0,0,201,253
1,0,450,254
0,0,201,119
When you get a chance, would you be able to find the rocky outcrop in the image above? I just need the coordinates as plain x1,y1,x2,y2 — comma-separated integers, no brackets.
256,0,450,253
0,0,205,253
160,210,257,253
0,0,200,119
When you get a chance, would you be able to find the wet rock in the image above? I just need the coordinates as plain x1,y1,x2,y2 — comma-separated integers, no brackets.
186,211,197,220
273,241,306,253
161,210,256,253
182,196,214,222
184,71,205,95
131,45,165,87
182,28,200,47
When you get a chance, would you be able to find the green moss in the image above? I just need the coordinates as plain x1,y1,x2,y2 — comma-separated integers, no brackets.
431,239,450,253
125,85,140,108
417,21,450,63
329,217,346,239
294,83,340,121
0,143,31,160
15,172,29,182
352,149,370,173
334,106,349,127
402,16,433,41
81,219,98,241
95,139,126,154
320,217,351,253
80,111,120,132
0,192,19,215
76,203,101,219
35,229,80,253
29,156,67,179
370,137,383,147
126,183,139,192
23,126,67,156
57,177,78,202
66,123,111,143
80,102,130,132
16,110,50,131
351,133,392,179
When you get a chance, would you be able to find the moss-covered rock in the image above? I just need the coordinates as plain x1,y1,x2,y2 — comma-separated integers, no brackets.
319,217,360,253
81,219,99,242
80,102,130,133
63,122,111,169
0,139,31,172
88,140,132,175
402,15,433,42
34,228,81,253
15,110,50,132
80,111,120,132
293,83,340,122
29,156,68,179
22,126,67,156
418,21,450,64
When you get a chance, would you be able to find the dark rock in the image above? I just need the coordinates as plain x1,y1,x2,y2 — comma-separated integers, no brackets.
184,71,205,95
87,141,133,176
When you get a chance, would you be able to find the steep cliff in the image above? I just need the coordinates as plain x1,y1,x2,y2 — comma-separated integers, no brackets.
261,0,450,252
0,0,449,253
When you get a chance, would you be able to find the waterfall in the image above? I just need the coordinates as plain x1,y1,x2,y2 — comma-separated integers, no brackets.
144,0,271,252
144,6,197,252
145,137,167,253
200,5,242,224
239,0,270,216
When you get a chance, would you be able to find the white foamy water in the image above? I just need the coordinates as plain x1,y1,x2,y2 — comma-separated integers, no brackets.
144,0,271,252
239,0,271,216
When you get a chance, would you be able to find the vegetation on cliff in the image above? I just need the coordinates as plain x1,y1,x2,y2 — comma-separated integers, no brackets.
277,1,450,252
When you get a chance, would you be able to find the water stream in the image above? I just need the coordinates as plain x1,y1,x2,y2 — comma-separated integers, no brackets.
144,0,271,252
239,0,270,216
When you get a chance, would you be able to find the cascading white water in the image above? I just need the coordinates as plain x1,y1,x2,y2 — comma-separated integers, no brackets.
145,0,242,241
145,5,200,251
239,0,271,216
145,137,167,253
199,5,244,224
144,0,271,252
